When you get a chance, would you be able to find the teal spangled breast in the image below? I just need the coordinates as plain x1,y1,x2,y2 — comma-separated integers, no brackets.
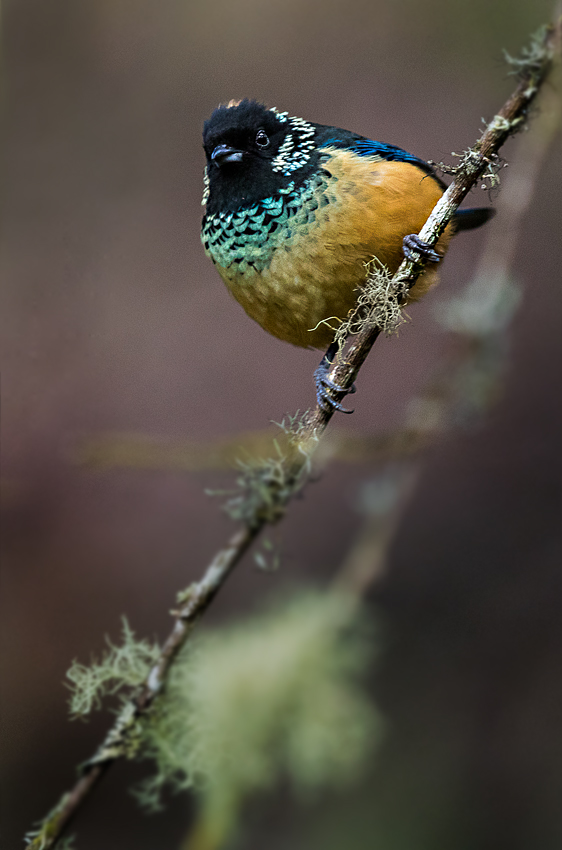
201,168,332,279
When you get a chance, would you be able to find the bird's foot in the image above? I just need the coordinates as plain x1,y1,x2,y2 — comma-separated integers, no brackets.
314,353,355,414
403,233,442,263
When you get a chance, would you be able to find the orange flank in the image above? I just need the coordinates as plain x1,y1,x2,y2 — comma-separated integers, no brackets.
218,149,454,349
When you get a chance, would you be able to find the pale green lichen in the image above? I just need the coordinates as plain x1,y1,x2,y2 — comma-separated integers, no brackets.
66,619,160,717
64,594,379,835
210,433,314,529
436,146,503,189
135,590,380,826
273,409,312,445
503,24,554,79
25,834,75,850
334,259,409,352
24,803,75,850
85,700,146,765
252,534,281,572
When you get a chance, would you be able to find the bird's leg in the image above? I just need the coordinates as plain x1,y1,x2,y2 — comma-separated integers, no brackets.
315,234,441,414
402,234,442,263
314,341,356,414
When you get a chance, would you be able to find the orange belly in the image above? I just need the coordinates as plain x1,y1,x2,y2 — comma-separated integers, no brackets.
216,149,454,349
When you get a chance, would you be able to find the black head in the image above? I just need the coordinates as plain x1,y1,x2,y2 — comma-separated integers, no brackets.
202,99,318,214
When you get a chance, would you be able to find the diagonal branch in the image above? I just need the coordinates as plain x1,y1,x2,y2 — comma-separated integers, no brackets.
25,18,560,850
307,20,560,428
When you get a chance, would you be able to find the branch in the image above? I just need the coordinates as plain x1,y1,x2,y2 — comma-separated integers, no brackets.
25,18,560,850
309,19,560,426
25,526,259,850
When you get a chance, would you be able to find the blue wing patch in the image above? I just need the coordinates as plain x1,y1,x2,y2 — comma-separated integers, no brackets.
321,136,436,177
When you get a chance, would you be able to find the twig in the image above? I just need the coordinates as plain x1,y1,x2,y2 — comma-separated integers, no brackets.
25,19,560,850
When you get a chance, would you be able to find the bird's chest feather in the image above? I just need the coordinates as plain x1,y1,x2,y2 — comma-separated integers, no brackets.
201,150,450,348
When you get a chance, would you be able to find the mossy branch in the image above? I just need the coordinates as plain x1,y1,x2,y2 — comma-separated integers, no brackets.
25,19,560,850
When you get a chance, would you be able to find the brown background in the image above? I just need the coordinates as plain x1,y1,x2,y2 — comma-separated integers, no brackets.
2,1,561,848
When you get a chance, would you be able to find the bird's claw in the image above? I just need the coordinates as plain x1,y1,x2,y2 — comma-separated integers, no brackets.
403,233,442,263
314,360,355,414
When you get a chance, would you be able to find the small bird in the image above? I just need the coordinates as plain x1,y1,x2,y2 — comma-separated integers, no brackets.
201,99,493,411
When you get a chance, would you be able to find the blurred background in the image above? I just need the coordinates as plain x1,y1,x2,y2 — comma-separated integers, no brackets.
2,0,561,848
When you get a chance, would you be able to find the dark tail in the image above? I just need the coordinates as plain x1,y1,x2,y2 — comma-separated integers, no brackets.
454,207,496,231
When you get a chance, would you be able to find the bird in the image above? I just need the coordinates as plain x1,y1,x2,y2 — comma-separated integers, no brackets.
201,99,494,411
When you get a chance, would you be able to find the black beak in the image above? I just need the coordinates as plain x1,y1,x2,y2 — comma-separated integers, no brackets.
211,144,244,166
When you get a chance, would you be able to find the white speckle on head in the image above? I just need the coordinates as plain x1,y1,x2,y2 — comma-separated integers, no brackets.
202,165,210,206
270,112,316,176
269,107,289,122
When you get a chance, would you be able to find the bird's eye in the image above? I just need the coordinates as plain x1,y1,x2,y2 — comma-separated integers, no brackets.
255,129,270,148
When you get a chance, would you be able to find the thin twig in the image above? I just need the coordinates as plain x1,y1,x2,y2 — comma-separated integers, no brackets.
25,19,560,850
